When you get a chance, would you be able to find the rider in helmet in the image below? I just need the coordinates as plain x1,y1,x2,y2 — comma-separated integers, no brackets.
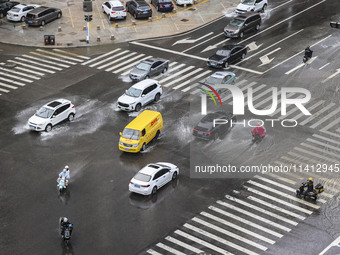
251,122,266,141
306,177,314,193
305,46,313,59
59,217,73,237
57,166,70,186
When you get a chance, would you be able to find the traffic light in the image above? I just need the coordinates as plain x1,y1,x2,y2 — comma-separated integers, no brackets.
84,14,93,22
88,15,93,22
84,15,88,21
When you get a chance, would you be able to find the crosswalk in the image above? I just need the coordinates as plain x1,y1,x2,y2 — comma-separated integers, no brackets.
143,167,339,255
0,49,89,96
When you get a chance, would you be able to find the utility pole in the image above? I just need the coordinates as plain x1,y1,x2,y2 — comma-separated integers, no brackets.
84,14,93,44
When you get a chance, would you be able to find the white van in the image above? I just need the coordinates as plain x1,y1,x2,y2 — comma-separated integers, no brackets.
175,0,193,5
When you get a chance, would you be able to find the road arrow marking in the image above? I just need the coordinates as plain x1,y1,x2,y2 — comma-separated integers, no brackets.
258,48,280,66
322,68,340,83
247,42,263,51
173,32,214,45
201,38,230,53
285,56,318,74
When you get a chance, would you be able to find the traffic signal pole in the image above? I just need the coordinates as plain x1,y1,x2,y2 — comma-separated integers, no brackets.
84,14,93,44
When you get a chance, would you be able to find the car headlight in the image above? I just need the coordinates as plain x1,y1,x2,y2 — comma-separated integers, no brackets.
119,141,124,145
218,60,224,64
132,144,139,148
234,29,240,34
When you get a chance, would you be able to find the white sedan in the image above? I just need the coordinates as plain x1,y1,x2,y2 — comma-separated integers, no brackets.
235,0,267,14
129,162,179,195
7,4,40,22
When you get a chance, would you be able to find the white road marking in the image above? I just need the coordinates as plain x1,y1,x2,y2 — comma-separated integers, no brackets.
319,63,330,70
165,236,204,254
112,55,147,74
14,66,45,76
258,47,281,66
313,134,340,146
228,65,263,75
254,175,296,192
269,94,303,117
100,52,137,70
184,32,224,53
115,56,151,74
320,118,340,138
285,63,306,75
168,63,186,73
81,49,121,65
247,42,263,51
109,54,147,73
0,82,17,89
287,151,321,165
209,205,283,238
309,108,340,129
105,54,144,72
174,229,233,255
53,49,90,59
184,223,258,255
322,68,340,83
7,60,55,74
173,32,214,45
300,143,340,160
0,72,33,83
0,87,9,93
164,68,203,87
252,90,281,108
0,67,40,80
307,138,340,152
292,147,339,164
160,66,195,83
279,99,309,120
242,84,267,102
0,77,25,86
156,243,186,255
93,50,130,68
146,249,163,255
222,81,256,102
17,56,66,69
175,70,211,90
36,49,84,62
244,87,271,106
219,199,292,231
263,172,297,185
293,100,325,121
299,103,335,125
201,211,275,244
269,0,293,12
319,236,340,255
29,52,77,65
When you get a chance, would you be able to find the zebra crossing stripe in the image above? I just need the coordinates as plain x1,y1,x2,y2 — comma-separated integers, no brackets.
269,93,300,117
244,87,272,106
299,143,340,160
0,82,17,89
253,91,281,109
0,87,9,93
222,81,256,102
294,100,325,121
164,68,203,88
242,84,267,101
36,49,84,62
299,103,335,125
93,50,130,68
156,243,186,255
53,49,90,59
200,211,275,244
165,236,204,254
174,230,233,255
243,186,314,214
307,138,340,152
180,70,212,91
19,55,67,69
165,63,186,75
8,60,55,74
146,249,162,255
254,175,296,192
160,66,196,83
117,56,151,75
312,134,340,145
184,223,259,255
208,205,283,238
0,71,33,83
106,54,144,72
0,77,25,86
287,151,321,165
310,108,340,129
30,52,77,65
113,55,148,74
14,66,45,76
217,200,291,231
262,172,297,185
0,67,40,80
81,49,121,65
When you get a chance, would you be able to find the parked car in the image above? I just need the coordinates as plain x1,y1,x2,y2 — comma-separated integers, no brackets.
117,79,162,111
175,0,193,5
207,45,247,68
235,0,267,14
129,162,179,195
102,0,126,20
199,71,236,93
28,99,75,132
0,1,19,18
224,12,261,38
193,111,236,140
7,4,40,22
151,0,173,12
25,6,62,26
126,0,152,19
129,58,169,81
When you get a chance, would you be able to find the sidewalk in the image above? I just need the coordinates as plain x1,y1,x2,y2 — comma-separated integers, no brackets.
0,0,238,47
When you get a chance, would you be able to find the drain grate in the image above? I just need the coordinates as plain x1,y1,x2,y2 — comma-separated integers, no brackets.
180,19,189,22
79,39,86,42
189,8,196,11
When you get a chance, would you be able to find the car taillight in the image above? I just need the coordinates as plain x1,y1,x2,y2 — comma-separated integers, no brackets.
35,19,39,21
111,11,115,13
14,14,18,16
123,10,126,12
171,3,173,6
72,106,75,108
159,85,162,88
207,132,211,136
160,4,163,7
141,185,150,187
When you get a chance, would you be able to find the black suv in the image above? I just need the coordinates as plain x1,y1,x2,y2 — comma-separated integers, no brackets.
126,0,152,19
0,1,19,18
25,6,62,26
224,13,261,38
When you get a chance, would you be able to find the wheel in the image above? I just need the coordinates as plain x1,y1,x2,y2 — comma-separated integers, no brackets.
157,6,159,11
214,132,219,140
162,67,167,74
224,61,228,68
239,32,244,38
68,113,75,121
0,13,3,19
21,16,25,22
108,14,111,21
133,12,137,19
155,130,160,139
151,186,157,195
41,20,45,26
262,4,267,12
102,7,105,13
241,53,246,59
45,124,52,132
57,12,61,19
141,143,146,151
145,75,150,79
172,172,177,180
154,93,160,102
255,24,260,31
135,103,141,112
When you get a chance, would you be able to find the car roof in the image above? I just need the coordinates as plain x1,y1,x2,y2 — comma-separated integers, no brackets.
135,0,148,5
236,12,260,19
131,79,158,89
44,99,71,109
108,0,123,6
210,71,234,78
221,44,246,50
29,6,54,13
139,163,163,175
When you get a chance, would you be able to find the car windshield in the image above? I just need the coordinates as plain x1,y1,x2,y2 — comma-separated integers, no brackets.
242,0,255,5
216,50,230,56
35,107,54,118
229,19,244,26
136,62,151,71
125,87,142,97
112,6,124,11
158,0,170,2
134,172,151,182
10,7,20,12
122,128,140,140
205,76,224,85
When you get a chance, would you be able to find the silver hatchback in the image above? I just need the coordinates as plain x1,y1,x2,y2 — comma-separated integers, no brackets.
129,58,169,81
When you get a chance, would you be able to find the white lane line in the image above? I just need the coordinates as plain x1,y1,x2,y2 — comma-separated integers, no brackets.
270,0,293,12
226,194,299,225
264,34,332,73
285,63,306,75
184,223,257,255
0,67,39,80
81,48,121,65
30,52,77,65
160,66,195,83
164,68,203,87
307,138,340,152
201,211,275,244
299,103,335,125
102,52,137,71
263,172,297,185
7,60,55,74
53,49,90,59
36,49,84,62
14,67,45,76
0,72,33,83
181,71,212,92
209,205,283,238
294,100,325,122
146,249,163,255
319,63,330,70
310,108,340,129
300,143,340,160
248,196,306,220
109,54,147,73
115,56,151,74
17,56,65,69
218,199,291,231
322,68,340,83
313,134,340,146
242,187,314,215
228,65,263,75
94,50,130,68
222,81,256,102
0,77,25,86
156,243,186,255
248,180,321,208
175,230,233,255
183,32,225,53
165,236,204,254
0,87,9,93
0,82,17,89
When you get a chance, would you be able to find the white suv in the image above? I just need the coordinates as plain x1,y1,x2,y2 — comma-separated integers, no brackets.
235,0,267,14
117,79,162,112
102,0,127,20
28,99,76,132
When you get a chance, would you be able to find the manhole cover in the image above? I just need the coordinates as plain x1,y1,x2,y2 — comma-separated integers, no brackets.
69,32,77,35
181,19,189,22
79,39,86,42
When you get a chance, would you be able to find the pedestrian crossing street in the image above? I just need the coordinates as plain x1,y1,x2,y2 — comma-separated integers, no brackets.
144,166,339,255
0,49,89,96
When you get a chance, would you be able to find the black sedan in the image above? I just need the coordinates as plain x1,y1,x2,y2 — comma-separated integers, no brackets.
193,111,236,140
126,0,152,19
207,45,247,68
0,1,19,18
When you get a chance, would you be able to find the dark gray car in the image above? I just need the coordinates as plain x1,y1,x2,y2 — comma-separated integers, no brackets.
129,58,169,81
224,12,261,38
25,6,62,26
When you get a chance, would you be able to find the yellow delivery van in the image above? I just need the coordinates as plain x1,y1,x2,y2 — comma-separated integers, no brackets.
119,110,163,153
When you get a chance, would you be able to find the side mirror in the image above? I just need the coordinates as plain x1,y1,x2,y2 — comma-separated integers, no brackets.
141,94,145,97
52,115,56,118
119,132,122,136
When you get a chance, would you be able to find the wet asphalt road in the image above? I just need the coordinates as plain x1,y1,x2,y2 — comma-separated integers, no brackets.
1,0,340,254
